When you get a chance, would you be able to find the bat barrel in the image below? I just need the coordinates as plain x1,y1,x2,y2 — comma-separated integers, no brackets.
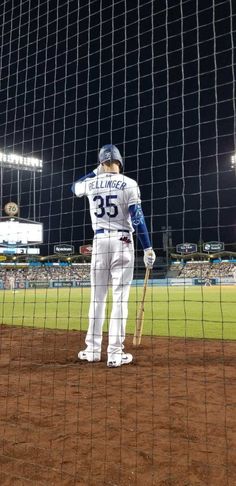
132,267,150,346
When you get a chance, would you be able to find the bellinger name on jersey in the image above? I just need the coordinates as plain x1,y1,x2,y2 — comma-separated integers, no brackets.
88,179,127,191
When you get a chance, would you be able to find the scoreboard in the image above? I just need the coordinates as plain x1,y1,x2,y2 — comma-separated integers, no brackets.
0,218,43,245
0,217,43,256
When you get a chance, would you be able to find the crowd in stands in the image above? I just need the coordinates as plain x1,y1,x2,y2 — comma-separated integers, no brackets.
171,261,236,279
178,262,210,278
0,265,91,287
1,261,236,288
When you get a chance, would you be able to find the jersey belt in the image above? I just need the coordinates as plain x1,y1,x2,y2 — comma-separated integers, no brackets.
95,229,130,235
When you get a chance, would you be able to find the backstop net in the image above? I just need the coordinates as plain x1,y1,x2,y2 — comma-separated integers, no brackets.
0,1,235,485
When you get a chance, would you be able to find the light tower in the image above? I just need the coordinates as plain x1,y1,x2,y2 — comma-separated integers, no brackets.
0,151,43,219
0,151,43,256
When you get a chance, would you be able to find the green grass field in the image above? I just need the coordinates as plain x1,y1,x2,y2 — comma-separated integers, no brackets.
0,285,236,340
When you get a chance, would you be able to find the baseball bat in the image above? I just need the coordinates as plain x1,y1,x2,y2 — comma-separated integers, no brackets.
133,267,150,346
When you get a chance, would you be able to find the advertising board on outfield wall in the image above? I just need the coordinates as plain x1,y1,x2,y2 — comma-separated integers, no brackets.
52,281,73,287
0,277,235,290
28,281,50,288
194,278,216,285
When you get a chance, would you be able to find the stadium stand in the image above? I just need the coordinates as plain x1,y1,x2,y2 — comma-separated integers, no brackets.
0,265,91,287
172,261,236,279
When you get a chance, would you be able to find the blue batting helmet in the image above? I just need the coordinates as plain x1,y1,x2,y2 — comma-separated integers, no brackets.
98,144,123,170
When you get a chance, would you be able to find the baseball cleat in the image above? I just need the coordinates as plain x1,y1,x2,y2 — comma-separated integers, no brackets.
78,350,101,362
107,352,133,368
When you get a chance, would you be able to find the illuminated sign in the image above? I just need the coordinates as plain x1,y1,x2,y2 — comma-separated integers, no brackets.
54,244,74,255
4,202,18,216
176,243,197,254
79,244,93,255
0,247,40,255
203,242,225,252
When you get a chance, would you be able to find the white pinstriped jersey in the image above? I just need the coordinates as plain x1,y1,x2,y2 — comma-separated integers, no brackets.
73,172,141,232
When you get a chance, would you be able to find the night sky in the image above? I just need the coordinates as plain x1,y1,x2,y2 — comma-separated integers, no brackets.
0,0,235,256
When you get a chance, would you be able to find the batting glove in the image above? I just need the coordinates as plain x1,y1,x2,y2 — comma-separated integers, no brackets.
143,248,156,269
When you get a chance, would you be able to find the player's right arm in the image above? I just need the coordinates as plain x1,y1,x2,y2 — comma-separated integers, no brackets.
71,166,102,197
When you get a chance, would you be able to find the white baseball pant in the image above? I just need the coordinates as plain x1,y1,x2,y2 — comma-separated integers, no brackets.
85,231,134,362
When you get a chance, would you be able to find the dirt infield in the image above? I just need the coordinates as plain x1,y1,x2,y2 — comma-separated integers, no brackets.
0,325,236,486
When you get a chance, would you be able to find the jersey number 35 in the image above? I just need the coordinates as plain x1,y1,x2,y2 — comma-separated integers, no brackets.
93,195,118,218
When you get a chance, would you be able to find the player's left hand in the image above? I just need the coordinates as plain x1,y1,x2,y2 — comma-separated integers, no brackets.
143,248,156,269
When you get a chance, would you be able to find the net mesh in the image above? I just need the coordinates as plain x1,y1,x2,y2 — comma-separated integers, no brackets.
0,1,236,485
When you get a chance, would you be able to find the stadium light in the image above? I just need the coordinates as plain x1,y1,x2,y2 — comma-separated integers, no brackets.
0,150,43,219
0,152,43,172
231,154,236,175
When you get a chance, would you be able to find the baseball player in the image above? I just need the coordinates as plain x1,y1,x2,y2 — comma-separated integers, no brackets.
72,144,156,367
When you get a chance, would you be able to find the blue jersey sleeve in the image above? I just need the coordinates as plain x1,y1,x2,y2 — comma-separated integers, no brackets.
129,204,151,250
71,170,96,194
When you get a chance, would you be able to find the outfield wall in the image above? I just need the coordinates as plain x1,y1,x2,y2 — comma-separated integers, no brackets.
0,277,235,289
133,278,235,286
0,279,91,289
